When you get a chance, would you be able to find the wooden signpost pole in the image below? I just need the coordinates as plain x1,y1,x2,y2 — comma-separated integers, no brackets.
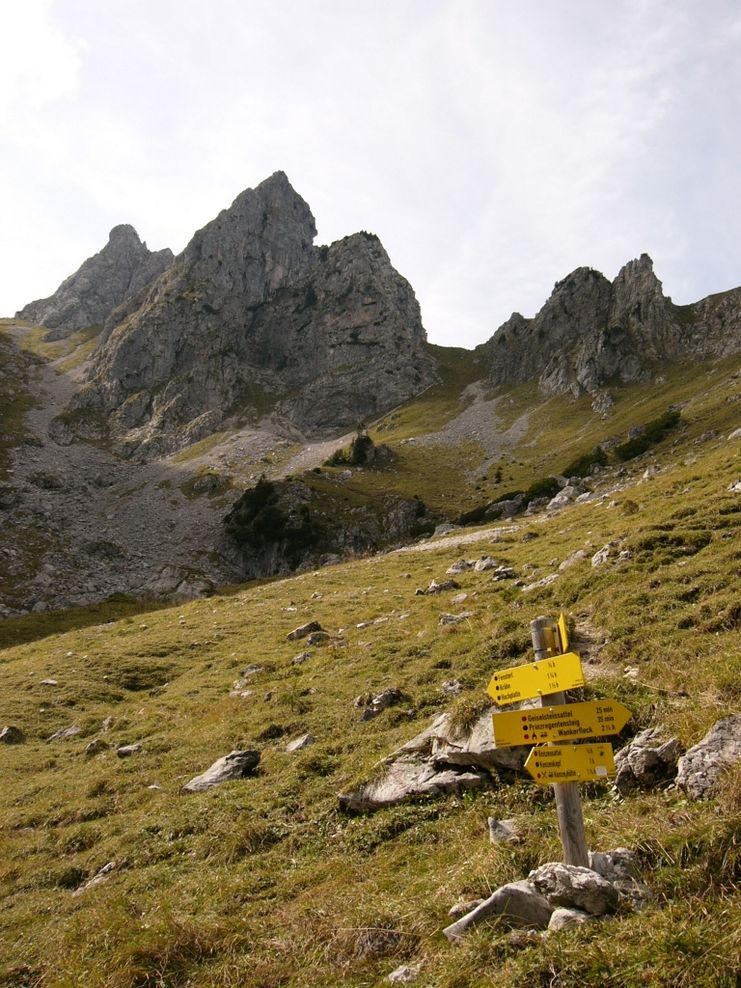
530,615,589,867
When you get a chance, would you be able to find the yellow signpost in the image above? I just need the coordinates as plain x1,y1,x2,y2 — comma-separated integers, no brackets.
486,651,585,706
492,699,631,747
524,743,616,784
485,614,631,866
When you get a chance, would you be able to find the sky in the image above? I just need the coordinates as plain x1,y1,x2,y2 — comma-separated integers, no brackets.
1,0,740,350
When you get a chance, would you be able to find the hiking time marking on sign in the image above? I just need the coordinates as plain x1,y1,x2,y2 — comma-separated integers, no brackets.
524,742,616,784
486,651,585,707
492,700,632,747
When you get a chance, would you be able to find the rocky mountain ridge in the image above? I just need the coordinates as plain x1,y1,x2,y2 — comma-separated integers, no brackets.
16,225,173,340
65,172,437,458
484,254,741,398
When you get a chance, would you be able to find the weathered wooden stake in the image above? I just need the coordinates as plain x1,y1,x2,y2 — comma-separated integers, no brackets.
530,615,589,867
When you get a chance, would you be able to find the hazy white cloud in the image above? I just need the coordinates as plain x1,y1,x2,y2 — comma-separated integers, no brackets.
1,0,739,348
0,0,82,119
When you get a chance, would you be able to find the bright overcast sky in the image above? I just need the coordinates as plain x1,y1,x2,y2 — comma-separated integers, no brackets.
1,0,740,349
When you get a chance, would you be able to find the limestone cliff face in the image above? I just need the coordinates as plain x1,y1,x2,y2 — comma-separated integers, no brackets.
74,172,436,457
486,254,741,396
17,226,173,339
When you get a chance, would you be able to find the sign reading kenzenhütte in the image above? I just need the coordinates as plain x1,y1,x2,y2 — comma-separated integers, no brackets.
524,742,616,784
486,651,585,707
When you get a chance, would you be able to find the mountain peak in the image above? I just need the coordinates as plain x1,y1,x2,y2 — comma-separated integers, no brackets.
72,174,435,458
108,223,142,245
487,254,740,396
16,225,173,339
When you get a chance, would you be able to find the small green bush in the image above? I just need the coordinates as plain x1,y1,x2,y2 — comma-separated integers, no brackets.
615,410,682,460
561,445,608,477
325,431,376,467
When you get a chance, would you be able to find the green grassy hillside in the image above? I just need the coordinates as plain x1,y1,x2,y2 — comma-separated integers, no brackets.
343,353,741,519
1,358,739,986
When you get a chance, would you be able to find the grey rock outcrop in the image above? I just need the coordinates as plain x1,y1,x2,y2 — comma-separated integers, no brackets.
485,254,741,397
224,475,431,580
116,743,142,758
287,620,324,642
337,707,529,811
443,881,554,940
614,728,682,793
17,225,173,338
70,172,437,457
285,733,315,753
338,758,488,812
182,749,260,793
529,863,619,915
676,714,741,799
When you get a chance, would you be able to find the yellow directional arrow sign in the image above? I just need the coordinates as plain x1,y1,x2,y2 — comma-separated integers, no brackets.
525,743,616,785
492,700,631,747
486,652,585,707
557,612,569,652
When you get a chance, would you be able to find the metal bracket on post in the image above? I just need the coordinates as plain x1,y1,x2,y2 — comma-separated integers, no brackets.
530,615,589,867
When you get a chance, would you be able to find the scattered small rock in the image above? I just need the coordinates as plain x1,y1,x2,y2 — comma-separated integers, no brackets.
529,863,619,916
72,861,117,897
182,749,261,793
676,713,741,799
85,738,110,757
446,559,472,575
40,679,59,687
548,907,592,932
0,726,25,744
441,679,463,696
292,651,313,665
591,544,614,568
492,565,516,581
415,578,460,596
356,688,408,721
439,611,473,626
521,573,559,592
285,733,316,752
387,964,420,984
450,592,468,605
47,724,81,742
116,743,143,758
306,630,331,646
558,549,588,572
473,555,497,572
588,848,637,882
488,817,522,844
239,664,263,679
287,621,323,641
